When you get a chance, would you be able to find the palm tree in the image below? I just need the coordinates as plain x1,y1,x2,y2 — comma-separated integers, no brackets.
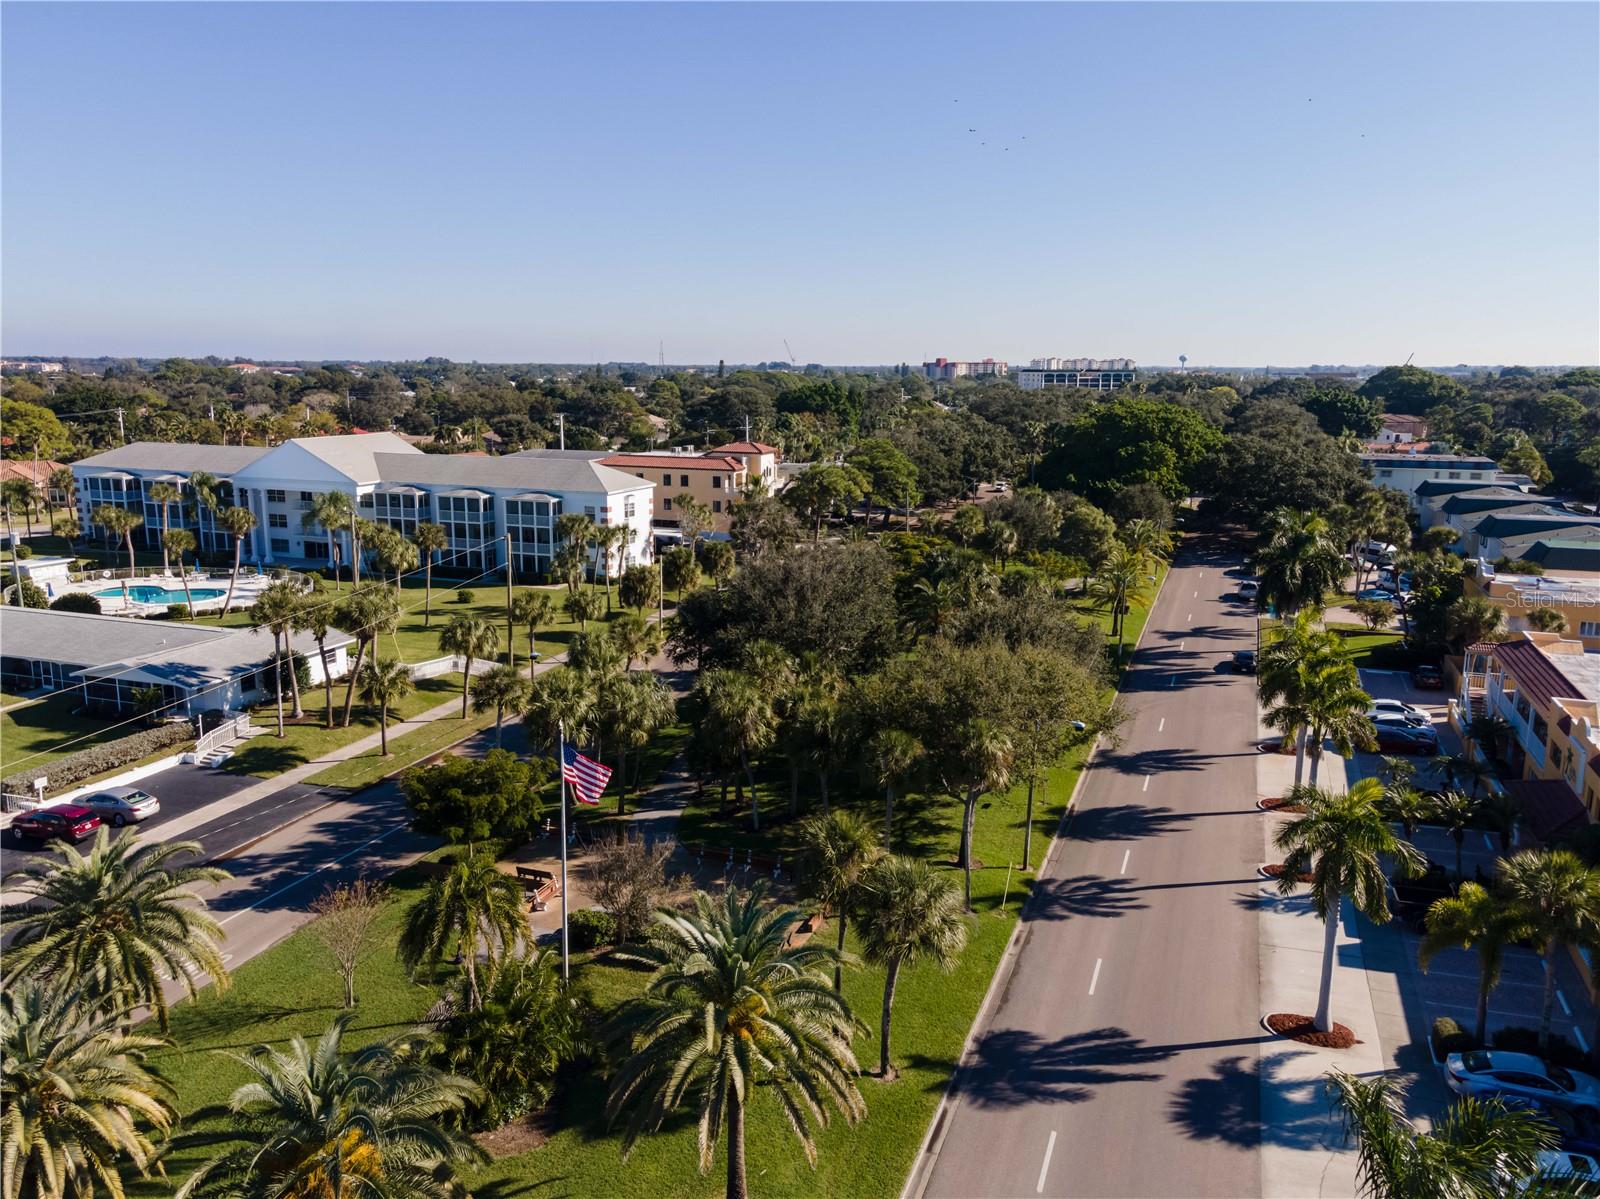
1421,882,1525,1045
798,810,882,992
2,830,231,1030
336,582,402,727
1527,606,1569,635
594,523,628,611
1255,508,1344,615
1467,713,1513,767
1,983,177,1199
1273,779,1425,1032
91,503,143,580
511,588,554,660
163,527,199,616
608,609,662,670
215,505,257,619
439,613,499,719
359,657,415,756
1499,849,1600,1052
661,544,699,599
950,718,1014,910
1119,517,1173,564
147,481,183,576
853,855,969,1079
1446,596,1505,650
303,489,358,582
1327,1069,1555,1199
866,726,923,850
555,511,597,580
1429,790,1482,881
2,478,38,584
51,509,81,550
605,887,864,1199
252,579,304,733
1434,752,1495,801
564,586,603,629
1085,542,1148,655
413,520,449,624
398,851,526,1011
470,661,529,748
697,667,778,829
176,1014,484,1199
1260,612,1345,786
47,465,76,529
296,595,340,728
523,664,597,751
371,526,419,592
1303,660,1374,786
597,670,675,813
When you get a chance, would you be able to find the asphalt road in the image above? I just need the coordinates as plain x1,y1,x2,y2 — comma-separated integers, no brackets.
916,533,1266,1199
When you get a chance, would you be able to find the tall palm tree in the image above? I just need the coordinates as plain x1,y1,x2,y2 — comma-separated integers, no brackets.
523,664,597,752
1434,752,1495,801
1499,849,1600,1052
184,469,222,557
359,657,415,756
439,613,499,719
1421,882,1526,1046
1085,542,1148,654
564,586,603,629
798,810,882,992
147,481,182,576
296,595,339,729
1303,660,1374,786
865,727,924,851
51,509,81,550
1260,611,1344,786
2,830,231,1030
511,589,555,661
251,579,305,733
215,505,257,619
606,887,864,1199
608,610,663,671
372,526,419,592
470,661,529,748
949,718,1014,911
398,851,526,1011
1327,1069,1555,1199
1,983,177,1199
176,1015,484,1199
555,511,597,581
47,465,76,530
91,503,143,580
1255,508,1344,615
163,527,199,616
1446,596,1505,650
2,478,39,584
597,670,675,813
303,489,358,582
1119,517,1172,564
697,667,778,829
853,855,969,1079
413,521,450,625
1429,790,1482,881
336,582,402,727
1273,779,1425,1032
594,523,628,611
661,543,699,599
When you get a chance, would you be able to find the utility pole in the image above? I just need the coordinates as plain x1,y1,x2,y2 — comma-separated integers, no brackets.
115,408,126,445
657,547,665,625
557,413,565,451
505,532,516,671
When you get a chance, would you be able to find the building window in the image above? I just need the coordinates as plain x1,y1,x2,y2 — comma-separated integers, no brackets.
585,507,596,520
299,491,313,502
624,497,636,518
269,513,287,528
266,489,286,503
680,475,689,487
236,488,249,503
1447,472,1460,480
359,493,374,508
663,497,673,511
711,476,722,490
662,473,671,485
1581,622,1600,638
270,537,290,554
712,499,723,514
1378,470,1392,478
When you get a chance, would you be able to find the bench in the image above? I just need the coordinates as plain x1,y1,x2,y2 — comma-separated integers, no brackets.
516,866,556,888
516,866,561,911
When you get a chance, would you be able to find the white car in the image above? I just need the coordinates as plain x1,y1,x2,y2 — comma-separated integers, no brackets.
1446,1050,1600,1112
1368,699,1430,727
1518,1149,1600,1192
1238,580,1260,600
77,786,160,827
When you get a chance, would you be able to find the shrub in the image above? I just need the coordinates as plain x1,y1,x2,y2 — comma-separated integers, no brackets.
265,649,312,692
567,908,618,952
13,543,32,560
1491,1026,1587,1069
585,828,680,944
7,578,47,608
166,602,191,621
49,592,102,615
2,719,197,796
1431,1016,1477,1058
455,589,475,604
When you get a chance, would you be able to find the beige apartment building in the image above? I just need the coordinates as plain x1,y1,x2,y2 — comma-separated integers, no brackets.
601,451,748,535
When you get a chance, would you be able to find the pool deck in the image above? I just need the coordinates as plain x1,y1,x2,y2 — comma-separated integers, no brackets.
48,571,275,615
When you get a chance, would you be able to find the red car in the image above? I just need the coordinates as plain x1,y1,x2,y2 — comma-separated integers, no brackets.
10,803,101,845
1413,664,1444,690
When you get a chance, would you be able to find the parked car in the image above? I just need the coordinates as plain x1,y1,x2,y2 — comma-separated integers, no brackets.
78,786,160,827
1368,699,1430,726
1500,1097,1600,1158
1413,664,1445,690
1517,1149,1600,1192
1374,721,1440,754
1356,587,1399,603
10,803,101,845
1446,1051,1600,1112
1377,571,1413,593
1393,861,1453,927
1238,581,1259,601
1231,649,1257,674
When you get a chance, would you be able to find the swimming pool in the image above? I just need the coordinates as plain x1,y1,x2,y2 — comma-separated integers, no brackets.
93,585,227,604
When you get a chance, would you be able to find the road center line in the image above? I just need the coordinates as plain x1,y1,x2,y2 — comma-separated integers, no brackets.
1036,1131,1057,1194
1578,1028,1591,1054
1088,958,1103,996
1158,717,1165,733
218,825,405,925
1120,849,1130,874
1142,775,1151,792
1179,641,1185,651
1559,989,1572,1016
1168,674,1177,687
1186,612,1192,622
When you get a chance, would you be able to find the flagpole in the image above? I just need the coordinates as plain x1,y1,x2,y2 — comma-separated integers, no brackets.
558,720,570,983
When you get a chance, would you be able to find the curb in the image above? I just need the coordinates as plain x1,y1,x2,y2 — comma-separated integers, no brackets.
900,558,1174,1199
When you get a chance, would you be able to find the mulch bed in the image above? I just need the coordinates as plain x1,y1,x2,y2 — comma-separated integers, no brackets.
1260,864,1314,884
472,1107,558,1158
1257,798,1307,813
1266,1013,1359,1049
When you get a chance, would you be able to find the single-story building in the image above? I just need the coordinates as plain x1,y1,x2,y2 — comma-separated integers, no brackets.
0,607,354,716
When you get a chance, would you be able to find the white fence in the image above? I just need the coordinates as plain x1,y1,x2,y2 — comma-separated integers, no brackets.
408,655,467,681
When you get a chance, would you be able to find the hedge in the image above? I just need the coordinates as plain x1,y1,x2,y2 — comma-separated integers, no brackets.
567,908,618,952
3,720,197,796
1431,1016,1476,1059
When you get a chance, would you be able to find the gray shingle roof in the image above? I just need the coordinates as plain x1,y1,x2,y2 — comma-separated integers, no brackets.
372,453,647,495
286,433,421,483
72,443,271,474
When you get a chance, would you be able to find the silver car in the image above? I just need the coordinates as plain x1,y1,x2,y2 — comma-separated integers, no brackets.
1446,1050,1600,1112
78,786,160,827
1368,699,1430,727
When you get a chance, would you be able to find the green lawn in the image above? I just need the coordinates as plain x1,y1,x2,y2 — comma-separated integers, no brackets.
0,691,130,776
224,673,470,778
304,703,500,789
1327,622,1422,671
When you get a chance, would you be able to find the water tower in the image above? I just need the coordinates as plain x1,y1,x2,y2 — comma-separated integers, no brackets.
1179,354,1188,373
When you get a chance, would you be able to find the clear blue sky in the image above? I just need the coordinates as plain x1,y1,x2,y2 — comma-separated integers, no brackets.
3,2,1596,366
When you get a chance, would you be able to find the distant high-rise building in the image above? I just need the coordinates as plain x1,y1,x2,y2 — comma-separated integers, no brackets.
922,357,1007,381
1015,357,1136,391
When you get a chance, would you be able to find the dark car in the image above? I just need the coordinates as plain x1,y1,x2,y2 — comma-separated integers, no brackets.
1413,664,1445,690
10,803,101,845
1501,1096,1600,1158
1392,861,1453,926
1231,650,1257,674
1374,722,1440,754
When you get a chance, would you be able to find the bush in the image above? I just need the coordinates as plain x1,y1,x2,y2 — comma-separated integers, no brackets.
7,578,47,608
1431,1016,1477,1058
49,592,102,615
1490,1026,1588,1069
455,589,475,604
265,649,312,693
2,719,197,796
13,543,32,560
567,908,618,952
166,602,191,621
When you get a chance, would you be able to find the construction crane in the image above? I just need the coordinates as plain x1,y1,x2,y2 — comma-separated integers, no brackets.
783,339,797,368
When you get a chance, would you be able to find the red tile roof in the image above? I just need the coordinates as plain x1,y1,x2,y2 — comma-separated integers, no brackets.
712,441,780,455
0,459,67,485
603,454,744,472
1492,639,1584,709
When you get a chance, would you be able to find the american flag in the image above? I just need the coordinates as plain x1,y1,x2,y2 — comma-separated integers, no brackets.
561,743,611,806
